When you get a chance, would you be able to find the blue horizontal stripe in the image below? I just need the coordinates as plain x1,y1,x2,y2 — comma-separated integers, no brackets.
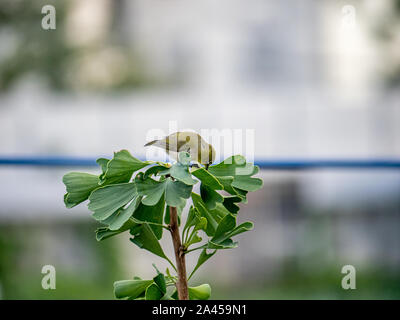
1,156,400,169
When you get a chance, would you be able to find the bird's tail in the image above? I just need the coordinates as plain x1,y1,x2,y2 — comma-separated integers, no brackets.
144,140,158,147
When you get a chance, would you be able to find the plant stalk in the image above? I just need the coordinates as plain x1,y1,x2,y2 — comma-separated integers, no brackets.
169,206,189,300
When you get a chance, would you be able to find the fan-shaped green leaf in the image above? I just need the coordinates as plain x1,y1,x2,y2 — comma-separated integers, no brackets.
222,195,242,214
136,175,192,207
188,284,211,300
95,218,137,241
145,283,163,300
114,279,153,299
102,195,141,230
102,150,150,184
153,273,167,294
170,162,197,185
191,193,229,237
189,249,216,280
192,168,223,189
132,194,165,239
88,182,137,221
63,172,100,208
130,223,168,260
165,178,192,206
200,184,224,210
143,165,169,179
135,175,165,206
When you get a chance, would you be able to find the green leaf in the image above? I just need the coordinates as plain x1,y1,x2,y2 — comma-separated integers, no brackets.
192,168,223,189
183,206,207,236
200,184,224,210
186,232,202,247
188,284,211,300
136,175,192,207
102,150,150,184
153,273,167,294
206,238,238,249
165,178,193,207
222,196,242,214
102,195,141,230
63,172,100,208
231,166,263,192
135,175,166,206
114,279,153,299
212,214,254,244
189,249,216,280
132,194,165,239
189,214,254,250
212,214,236,241
191,193,228,237
145,283,163,300
169,153,197,185
208,155,249,176
217,176,248,202
88,182,137,221
208,155,263,193
183,206,198,233
95,218,137,241
226,221,254,238
96,157,110,179
130,223,168,260
143,165,169,179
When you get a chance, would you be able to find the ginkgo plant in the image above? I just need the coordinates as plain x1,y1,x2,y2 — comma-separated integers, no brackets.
63,149,263,300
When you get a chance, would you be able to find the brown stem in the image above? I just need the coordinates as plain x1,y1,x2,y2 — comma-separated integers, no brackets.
169,206,189,300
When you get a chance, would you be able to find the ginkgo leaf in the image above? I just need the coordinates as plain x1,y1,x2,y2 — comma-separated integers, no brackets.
188,284,211,300
200,183,224,210
170,161,197,185
153,273,167,295
101,150,150,184
143,165,170,179
189,249,216,280
95,218,137,241
63,172,100,208
211,214,254,245
231,166,263,192
135,174,165,206
191,168,223,190
132,194,165,239
191,193,229,237
145,283,163,300
130,223,168,260
114,279,153,299
208,155,263,194
88,182,137,221
102,195,141,230
222,195,242,214
136,174,193,207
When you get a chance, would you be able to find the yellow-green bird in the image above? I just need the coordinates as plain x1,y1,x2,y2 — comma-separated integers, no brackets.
144,131,216,168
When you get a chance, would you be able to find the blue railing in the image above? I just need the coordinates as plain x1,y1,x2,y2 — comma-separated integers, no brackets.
1,156,400,169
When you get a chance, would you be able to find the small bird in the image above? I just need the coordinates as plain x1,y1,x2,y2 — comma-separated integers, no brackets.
144,131,216,168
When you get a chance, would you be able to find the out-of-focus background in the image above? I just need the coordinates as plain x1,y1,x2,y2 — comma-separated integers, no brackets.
0,0,400,299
